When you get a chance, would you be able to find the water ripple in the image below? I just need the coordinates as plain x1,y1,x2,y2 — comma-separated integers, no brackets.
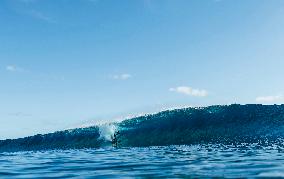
0,144,284,178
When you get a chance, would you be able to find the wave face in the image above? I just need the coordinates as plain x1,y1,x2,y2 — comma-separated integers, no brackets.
1,104,284,152
0,127,106,152
117,104,284,147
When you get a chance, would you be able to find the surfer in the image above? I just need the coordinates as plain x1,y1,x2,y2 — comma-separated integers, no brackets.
111,131,120,147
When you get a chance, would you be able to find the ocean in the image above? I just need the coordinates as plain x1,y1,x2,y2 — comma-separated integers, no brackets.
1,144,284,178
1,105,284,178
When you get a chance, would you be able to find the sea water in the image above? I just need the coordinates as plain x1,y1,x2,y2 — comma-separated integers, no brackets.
0,144,284,178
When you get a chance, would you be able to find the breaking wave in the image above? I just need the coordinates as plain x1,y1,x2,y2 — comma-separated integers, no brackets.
1,104,284,152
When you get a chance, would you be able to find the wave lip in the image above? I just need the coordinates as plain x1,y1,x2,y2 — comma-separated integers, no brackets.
1,104,284,152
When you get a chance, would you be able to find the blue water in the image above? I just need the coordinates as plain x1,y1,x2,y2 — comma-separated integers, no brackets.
1,105,284,177
1,144,284,178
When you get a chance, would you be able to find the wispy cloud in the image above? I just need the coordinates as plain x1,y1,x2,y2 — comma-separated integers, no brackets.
256,95,283,103
8,112,32,117
6,65,27,73
169,86,208,97
5,65,65,81
111,74,132,80
13,0,56,23
28,10,56,23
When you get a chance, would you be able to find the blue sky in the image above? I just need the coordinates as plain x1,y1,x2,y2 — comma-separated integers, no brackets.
1,0,284,139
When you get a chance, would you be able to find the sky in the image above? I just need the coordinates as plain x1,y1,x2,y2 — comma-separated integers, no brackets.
1,0,284,139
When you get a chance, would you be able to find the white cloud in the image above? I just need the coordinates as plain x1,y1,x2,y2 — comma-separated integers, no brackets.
6,65,27,73
169,86,208,97
256,95,283,103
111,74,132,80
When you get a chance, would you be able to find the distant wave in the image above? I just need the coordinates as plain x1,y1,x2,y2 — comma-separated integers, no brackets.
1,104,284,152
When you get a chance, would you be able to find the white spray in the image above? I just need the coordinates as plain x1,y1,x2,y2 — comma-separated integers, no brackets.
98,123,117,141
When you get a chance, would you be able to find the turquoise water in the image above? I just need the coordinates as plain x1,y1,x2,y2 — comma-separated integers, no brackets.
1,144,284,178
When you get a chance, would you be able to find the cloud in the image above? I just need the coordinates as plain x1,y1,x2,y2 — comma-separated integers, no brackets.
169,86,208,97
28,10,56,23
5,65,66,81
256,95,283,103
111,74,132,80
13,0,56,23
6,65,27,73
8,112,32,117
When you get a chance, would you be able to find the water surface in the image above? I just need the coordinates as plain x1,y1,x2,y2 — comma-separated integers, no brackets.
1,144,284,178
